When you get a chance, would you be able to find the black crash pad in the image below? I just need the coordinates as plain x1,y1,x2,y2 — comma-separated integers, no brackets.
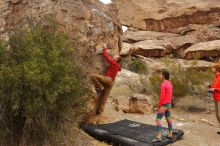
82,119,184,146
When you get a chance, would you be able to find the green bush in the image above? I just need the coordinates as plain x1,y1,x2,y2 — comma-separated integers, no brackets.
0,21,89,146
120,56,133,69
177,96,208,112
149,63,213,98
149,75,161,97
171,67,212,98
128,58,147,74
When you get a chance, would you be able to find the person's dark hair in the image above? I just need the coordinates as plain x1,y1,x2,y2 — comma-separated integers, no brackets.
162,70,170,80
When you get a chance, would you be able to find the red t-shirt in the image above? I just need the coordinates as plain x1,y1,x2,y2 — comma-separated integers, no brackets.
158,80,173,108
210,73,220,101
103,48,121,80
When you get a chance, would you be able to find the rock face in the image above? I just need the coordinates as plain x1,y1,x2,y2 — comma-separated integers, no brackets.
120,42,133,56
0,0,122,123
0,0,122,72
113,0,220,32
123,30,179,43
114,0,220,60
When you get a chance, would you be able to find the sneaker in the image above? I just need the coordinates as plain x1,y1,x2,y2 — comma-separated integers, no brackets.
152,137,162,143
166,135,173,143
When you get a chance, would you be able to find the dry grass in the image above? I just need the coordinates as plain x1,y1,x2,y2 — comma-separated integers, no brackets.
176,96,208,112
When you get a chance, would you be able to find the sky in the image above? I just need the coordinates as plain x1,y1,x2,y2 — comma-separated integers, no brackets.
99,0,112,4
122,26,128,32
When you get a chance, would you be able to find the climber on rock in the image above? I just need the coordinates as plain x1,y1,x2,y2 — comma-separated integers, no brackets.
91,43,121,115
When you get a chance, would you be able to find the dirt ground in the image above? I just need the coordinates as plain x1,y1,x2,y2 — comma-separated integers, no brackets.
81,99,220,146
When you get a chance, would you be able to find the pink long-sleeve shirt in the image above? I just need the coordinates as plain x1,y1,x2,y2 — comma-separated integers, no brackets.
158,80,173,108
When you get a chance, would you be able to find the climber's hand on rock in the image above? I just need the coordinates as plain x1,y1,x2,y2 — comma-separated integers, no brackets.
102,43,107,49
210,88,216,92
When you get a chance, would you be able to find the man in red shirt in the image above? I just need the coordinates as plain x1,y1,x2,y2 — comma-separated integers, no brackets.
209,62,220,134
91,43,121,115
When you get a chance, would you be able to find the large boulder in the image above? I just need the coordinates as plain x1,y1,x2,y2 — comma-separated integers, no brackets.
167,35,200,58
112,94,153,114
113,0,220,32
131,40,167,57
129,94,153,114
184,40,220,60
